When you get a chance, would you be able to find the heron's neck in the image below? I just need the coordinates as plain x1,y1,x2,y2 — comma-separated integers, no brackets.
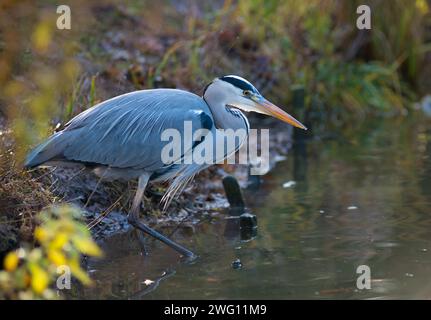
203,96,249,132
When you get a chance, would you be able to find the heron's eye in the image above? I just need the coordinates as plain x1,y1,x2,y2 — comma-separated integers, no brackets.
243,90,252,97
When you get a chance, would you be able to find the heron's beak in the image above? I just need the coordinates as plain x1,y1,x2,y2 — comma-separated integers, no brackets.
256,97,307,130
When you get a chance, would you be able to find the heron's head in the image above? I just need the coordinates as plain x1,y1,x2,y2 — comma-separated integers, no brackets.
203,75,307,130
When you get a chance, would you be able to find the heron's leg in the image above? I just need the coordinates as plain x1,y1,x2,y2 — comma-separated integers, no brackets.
134,228,148,256
128,174,196,259
129,174,149,255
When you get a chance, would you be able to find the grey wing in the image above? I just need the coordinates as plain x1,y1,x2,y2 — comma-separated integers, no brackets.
25,89,214,172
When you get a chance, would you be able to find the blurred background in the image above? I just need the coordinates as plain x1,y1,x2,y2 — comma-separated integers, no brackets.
1,0,431,299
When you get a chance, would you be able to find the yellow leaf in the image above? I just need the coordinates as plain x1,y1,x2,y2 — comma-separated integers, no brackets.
72,237,103,257
61,220,76,233
50,232,69,250
416,0,429,14
34,227,48,243
47,250,67,266
30,266,49,294
4,252,19,272
69,260,92,286
32,22,52,53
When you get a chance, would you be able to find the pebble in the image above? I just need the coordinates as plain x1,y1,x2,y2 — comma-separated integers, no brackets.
232,259,242,269
405,273,414,278
282,181,296,188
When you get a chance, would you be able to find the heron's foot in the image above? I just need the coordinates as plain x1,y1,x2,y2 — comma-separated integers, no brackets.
127,214,196,259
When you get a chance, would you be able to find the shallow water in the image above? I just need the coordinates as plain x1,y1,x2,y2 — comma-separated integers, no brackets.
75,117,431,299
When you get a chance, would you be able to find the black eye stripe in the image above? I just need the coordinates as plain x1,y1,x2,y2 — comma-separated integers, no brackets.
219,76,259,94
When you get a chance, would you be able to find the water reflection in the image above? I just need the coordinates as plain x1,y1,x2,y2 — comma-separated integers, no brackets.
76,117,431,299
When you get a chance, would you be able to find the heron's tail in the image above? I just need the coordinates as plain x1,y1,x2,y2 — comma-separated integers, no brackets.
24,131,66,168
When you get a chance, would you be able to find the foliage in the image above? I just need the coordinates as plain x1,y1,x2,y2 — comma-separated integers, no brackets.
116,0,428,130
0,205,102,300
0,1,82,163
352,0,430,86
234,0,428,129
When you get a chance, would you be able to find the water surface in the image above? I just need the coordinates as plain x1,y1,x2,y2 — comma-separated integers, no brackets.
76,117,431,299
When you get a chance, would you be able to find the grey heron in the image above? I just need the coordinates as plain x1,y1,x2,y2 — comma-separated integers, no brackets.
25,75,307,258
